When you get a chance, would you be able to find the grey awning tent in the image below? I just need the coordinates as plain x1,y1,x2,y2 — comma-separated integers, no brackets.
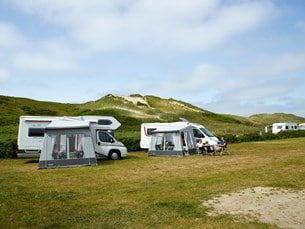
38,120,97,169
148,122,196,157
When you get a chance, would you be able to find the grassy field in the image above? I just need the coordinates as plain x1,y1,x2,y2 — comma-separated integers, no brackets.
1,138,305,228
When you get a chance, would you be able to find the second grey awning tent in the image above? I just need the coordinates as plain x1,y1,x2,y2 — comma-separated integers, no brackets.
148,122,197,157
38,120,97,169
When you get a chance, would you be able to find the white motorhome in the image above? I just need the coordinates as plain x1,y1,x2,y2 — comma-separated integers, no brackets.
298,123,305,130
265,122,298,134
140,120,219,149
17,116,127,160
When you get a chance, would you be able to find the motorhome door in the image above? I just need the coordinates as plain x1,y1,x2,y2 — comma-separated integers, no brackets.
95,130,115,155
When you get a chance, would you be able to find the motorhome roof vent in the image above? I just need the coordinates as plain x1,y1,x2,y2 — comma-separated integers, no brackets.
179,117,189,122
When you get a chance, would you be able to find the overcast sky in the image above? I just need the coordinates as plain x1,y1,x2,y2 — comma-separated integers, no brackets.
1,0,305,117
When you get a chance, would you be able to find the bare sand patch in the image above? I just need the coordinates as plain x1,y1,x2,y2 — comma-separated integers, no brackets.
202,187,305,229
120,95,148,106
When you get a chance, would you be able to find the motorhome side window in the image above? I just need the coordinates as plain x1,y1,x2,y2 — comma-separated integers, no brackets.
28,128,45,137
193,128,204,138
98,131,114,143
97,119,112,125
147,128,156,135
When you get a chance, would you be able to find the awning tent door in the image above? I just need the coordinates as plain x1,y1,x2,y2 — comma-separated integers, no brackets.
148,124,196,157
38,121,97,169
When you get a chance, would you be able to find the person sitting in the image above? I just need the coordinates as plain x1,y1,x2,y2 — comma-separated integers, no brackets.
52,144,64,159
196,139,206,154
215,136,228,155
52,144,60,159
75,143,84,158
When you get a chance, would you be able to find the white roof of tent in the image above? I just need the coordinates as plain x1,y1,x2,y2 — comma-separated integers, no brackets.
46,120,90,129
151,122,190,133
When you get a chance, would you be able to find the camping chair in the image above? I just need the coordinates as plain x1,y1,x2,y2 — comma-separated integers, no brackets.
215,141,229,156
165,141,175,151
214,139,230,156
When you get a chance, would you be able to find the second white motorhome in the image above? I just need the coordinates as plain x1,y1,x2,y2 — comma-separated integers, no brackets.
17,116,126,159
298,123,305,130
265,122,298,134
140,120,219,149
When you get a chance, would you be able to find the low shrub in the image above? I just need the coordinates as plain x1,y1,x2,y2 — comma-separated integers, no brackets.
277,130,305,139
221,130,305,144
0,139,17,158
120,137,141,151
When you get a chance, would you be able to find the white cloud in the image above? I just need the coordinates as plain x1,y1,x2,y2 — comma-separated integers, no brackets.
0,22,25,50
11,37,78,72
13,52,77,72
0,67,10,82
224,78,298,102
243,52,305,78
188,63,226,86
144,49,305,107
124,47,305,104
7,0,279,53
199,95,305,117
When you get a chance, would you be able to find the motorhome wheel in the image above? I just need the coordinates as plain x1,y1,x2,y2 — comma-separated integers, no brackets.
109,150,120,160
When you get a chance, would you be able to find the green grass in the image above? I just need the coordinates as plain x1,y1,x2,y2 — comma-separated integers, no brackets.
1,138,305,228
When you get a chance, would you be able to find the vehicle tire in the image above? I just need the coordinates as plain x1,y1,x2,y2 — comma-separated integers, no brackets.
109,150,121,160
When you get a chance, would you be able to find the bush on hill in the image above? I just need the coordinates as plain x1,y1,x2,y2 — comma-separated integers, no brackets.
0,139,17,158
224,130,305,144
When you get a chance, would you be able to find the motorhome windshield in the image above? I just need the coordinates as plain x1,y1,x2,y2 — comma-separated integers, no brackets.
199,127,214,137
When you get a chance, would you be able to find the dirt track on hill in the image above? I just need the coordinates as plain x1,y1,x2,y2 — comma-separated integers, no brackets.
202,187,305,229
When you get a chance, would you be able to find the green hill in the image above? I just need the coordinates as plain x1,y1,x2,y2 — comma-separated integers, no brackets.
1,93,305,143
248,113,305,126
